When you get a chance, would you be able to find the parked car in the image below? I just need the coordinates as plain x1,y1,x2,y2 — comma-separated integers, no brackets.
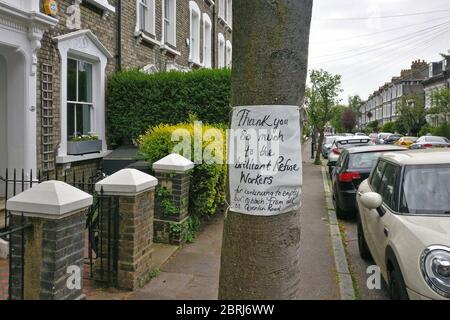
377,132,394,145
355,132,366,136
356,150,450,300
327,136,373,176
394,136,418,148
331,145,407,219
383,134,403,145
322,135,341,159
410,136,450,149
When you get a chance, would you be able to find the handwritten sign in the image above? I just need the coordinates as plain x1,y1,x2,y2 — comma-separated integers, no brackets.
228,105,302,216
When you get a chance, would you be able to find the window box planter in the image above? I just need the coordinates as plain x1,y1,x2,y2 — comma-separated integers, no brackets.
67,140,103,155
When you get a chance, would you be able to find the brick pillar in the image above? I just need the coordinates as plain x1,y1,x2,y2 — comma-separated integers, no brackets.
152,153,194,245
95,169,158,291
6,181,93,300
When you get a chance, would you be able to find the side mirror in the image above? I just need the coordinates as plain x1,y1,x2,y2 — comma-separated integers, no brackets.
360,192,383,210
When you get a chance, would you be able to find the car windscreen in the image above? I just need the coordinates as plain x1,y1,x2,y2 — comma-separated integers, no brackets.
425,137,449,143
325,137,337,144
348,152,383,170
400,164,450,215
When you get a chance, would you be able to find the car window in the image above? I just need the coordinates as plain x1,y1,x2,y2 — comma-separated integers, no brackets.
336,151,347,170
400,164,450,215
370,160,386,191
425,136,444,142
378,163,399,210
348,152,383,170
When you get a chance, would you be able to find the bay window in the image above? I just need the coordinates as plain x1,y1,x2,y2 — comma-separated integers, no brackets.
67,58,93,139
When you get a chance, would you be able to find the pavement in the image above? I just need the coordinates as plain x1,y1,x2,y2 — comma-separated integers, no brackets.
125,141,341,300
128,216,223,300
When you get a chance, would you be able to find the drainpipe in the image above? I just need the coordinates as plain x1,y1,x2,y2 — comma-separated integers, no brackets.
116,0,122,72
212,2,216,68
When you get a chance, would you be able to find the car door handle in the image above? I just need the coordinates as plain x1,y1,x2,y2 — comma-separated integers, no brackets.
357,191,363,197
384,227,389,238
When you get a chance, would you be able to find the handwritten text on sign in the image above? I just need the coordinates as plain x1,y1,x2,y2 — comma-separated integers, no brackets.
228,105,303,216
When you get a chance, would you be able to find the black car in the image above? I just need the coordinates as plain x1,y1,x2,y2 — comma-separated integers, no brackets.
383,134,402,145
331,145,407,219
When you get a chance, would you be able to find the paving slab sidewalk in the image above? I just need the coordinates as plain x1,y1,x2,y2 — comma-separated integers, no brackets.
126,141,340,300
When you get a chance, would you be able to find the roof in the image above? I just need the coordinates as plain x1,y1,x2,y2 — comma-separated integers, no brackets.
381,149,450,166
336,136,370,142
345,145,407,154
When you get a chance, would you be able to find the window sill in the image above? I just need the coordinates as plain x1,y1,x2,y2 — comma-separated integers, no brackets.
218,16,232,30
189,59,203,68
135,31,161,46
161,44,181,56
56,150,111,164
84,0,116,17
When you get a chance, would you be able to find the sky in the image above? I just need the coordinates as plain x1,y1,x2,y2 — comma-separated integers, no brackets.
308,0,450,102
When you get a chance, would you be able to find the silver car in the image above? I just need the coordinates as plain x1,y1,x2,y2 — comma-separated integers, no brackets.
321,136,341,159
410,136,450,150
327,136,373,175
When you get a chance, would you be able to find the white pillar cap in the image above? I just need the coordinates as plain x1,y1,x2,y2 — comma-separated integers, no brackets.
6,181,93,220
152,153,194,172
95,169,158,196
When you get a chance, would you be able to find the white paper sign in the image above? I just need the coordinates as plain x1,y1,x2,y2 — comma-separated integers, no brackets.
228,105,303,216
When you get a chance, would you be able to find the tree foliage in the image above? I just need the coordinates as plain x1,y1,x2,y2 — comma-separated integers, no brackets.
341,108,357,132
305,69,342,164
430,88,450,124
397,93,427,136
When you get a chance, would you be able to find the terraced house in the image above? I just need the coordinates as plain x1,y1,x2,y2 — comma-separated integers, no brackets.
0,0,232,186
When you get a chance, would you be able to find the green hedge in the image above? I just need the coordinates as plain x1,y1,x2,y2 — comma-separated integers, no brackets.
432,124,450,139
106,69,231,147
138,122,227,219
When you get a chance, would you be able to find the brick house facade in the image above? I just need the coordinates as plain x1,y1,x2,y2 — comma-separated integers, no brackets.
0,0,232,181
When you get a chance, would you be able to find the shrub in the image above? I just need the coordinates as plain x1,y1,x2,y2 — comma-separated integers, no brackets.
138,122,227,219
431,124,450,139
418,124,432,137
381,122,396,133
106,69,231,147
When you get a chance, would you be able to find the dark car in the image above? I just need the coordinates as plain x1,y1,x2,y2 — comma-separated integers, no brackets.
383,134,402,145
327,136,373,176
410,136,450,149
331,145,407,219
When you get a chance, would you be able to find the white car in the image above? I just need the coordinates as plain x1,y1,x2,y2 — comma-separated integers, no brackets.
357,150,450,300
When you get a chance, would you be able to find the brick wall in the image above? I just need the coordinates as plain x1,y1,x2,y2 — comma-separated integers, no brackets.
37,0,118,175
35,0,231,177
120,0,232,70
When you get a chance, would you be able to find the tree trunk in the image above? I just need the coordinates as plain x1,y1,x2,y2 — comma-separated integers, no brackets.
315,130,325,165
219,0,313,300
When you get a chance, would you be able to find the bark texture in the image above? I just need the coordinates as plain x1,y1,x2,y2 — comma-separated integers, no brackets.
219,0,313,300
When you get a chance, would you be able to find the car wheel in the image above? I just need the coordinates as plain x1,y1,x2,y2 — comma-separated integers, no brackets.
357,213,372,261
333,191,349,219
388,263,409,300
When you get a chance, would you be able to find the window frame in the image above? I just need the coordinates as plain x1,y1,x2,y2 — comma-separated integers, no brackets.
203,13,212,68
136,0,156,36
66,58,94,139
163,0,177,47
218,33,225,68
189,1,201,65
226,40,232,68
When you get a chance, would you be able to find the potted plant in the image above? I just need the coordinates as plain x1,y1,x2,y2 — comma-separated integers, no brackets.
67,134,103,155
